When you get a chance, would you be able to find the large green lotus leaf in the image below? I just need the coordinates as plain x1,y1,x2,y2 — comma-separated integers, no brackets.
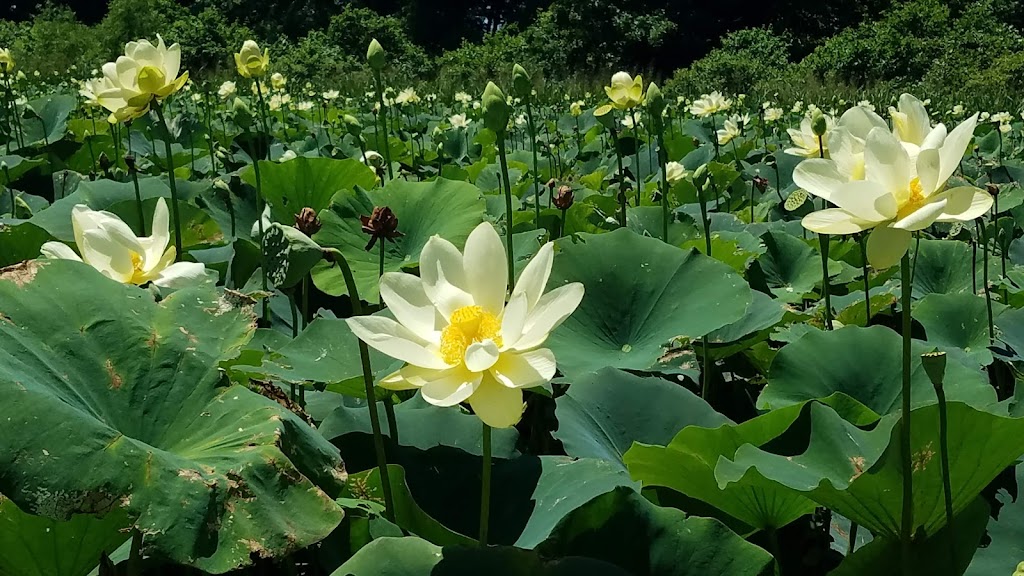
752,229,841,303
20,95,75,149
995,307,1024,362
28,177,220,250
0,155,46,185
312,178,486,302
761,325,996,414
716,402,1024,538
966,465,1024,575
320,393,519,462
552,367,730,469
0,495,129,576
832,497,989,576
912,239,975,298
0,220,51,267
0,260,347,573
240,157,376,224
625,205,698,246
706,290,786,345
537,487,773,576
913,293,998,366
624,403,816,530
546,229,752,378
256,317,395,398
332,536,631,576
681,229,767,273
342,465,475,548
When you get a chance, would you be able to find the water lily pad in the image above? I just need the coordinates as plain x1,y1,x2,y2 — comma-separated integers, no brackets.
240,157,376,223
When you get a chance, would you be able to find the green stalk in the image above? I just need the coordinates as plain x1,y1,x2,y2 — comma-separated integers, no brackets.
125,135,146,236
849,522,859,554
525,100,541,223
859,234,871,326
127,530,143,576
372,72,394,180
479,422,492,546
152,102,184,262
655,123,670,242
496,133,516,290
333,248,395,522
630,109,642,206
610,124,627,227
978,220,995,343
251,148,270,325
376,237,400,444
817,136,833,330
933,364,955,567
899,252,914,576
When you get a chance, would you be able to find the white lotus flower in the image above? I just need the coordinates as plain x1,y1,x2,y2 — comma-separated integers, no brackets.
96,35,188,122
796,118,990,269
717,115,741,145
763,107,783,122
40,198,207,288
346,222,585,428
689,91,731,117
449,113,470,129
218,80,237,100
665,161,688,184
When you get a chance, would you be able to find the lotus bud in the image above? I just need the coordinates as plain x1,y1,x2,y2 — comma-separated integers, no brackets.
753,175,769,192
343,114,362,137
213,178,231,194
482,82,510,134
553,185,574,210
692,163,709,189
645,82,665,118
98,152,112,172
124,154,137,173
512,64,531,100
811,110,827,137
547,178,557,190
367,39,386,72
234,40,270,79
231,97,254,130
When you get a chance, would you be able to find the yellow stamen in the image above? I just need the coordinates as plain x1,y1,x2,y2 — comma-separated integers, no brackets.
439,305,503,365
897,177,927,220
129,252,147,284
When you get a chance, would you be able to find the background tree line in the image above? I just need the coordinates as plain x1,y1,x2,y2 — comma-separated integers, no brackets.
1,0,1023,105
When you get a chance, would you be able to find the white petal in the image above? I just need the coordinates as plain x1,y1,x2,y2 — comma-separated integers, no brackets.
513,282,585,351
379,272,438,340
143,197,171,264
916,148,940,197
920,124,947,151
935,187,994,223
465,340,501,372
420,367,482,407
420,235,473,319
462,222,508,315
468,374,524,428
151,262,209,289
346,316,449,370
379,367,421,391
801,209,876,234
510,241,553,311
937,113,978,187
79,229,134,283
866,225,912,269
793,159,846,202
865,128,910,200
827,180,898,222
39,242,82,261
892,198,947,231
490,348,556,389
895,94,930,144
838,106,887,139
501,292,529,349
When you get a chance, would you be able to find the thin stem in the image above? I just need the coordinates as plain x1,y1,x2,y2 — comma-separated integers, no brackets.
656,126,670,243
768,527,783,576
978,220,995,343
934,378,955,568
859,234,871,326
610,125,627,227
152,102,183,262
899,252,914,576
373,72,394,180
698,175,712,256
251,148,270,324
379,239,386,309
301,274,310,329
849,522,859,554
479,422,492,546
334,249,395,522
496,134,515,291
526,101,541,223
818,135,832,330
630,109,642,206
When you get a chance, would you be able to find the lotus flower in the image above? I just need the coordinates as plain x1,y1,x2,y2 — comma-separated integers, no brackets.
96,35,189,122
235,40,270,79
346,222,584,428
40,198,207,288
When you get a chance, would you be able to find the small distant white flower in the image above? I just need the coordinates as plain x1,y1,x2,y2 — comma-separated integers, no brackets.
218,80,237,100
449,113,470,129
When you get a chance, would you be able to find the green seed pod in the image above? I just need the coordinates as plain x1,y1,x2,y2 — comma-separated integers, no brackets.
512,64,531,100
482,82,510,134
921,350,947,389
366,39,386,72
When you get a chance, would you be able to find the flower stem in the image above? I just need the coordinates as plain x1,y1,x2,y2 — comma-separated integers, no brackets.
333,248,395,522
479,422,492,546
899,252,914,576
818,136,832,330
127,529,143,576
496,134,515,290
932,370,956,567
977,220,995,343
372,71,394,181
525,101,541,223
152,102,183,263
655,125,670,243
610,124,627,227
250,148,270,325
631,110,642,207
859,234,871,326
848,522,859,554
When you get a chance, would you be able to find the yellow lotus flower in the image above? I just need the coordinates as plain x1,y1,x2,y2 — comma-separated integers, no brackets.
346,222,584,428
594,72,643,116
688,91,732,118
40,198,207,288
235,40,270,79
569,100,584,117
97,35,189,122
796,116,990,268
271,72,287,91
717,115,741,145
0,48,14,75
